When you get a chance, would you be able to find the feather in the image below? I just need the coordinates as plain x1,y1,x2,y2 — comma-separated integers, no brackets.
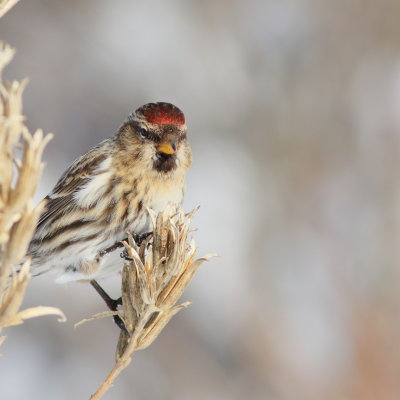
35,139,112,230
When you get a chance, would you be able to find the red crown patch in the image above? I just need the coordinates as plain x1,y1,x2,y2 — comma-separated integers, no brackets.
137,102,185,126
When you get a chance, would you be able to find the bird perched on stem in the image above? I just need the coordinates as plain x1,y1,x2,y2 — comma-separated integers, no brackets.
28,102,192,287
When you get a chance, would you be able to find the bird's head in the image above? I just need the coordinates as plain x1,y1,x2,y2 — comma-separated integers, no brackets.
116,102,192,177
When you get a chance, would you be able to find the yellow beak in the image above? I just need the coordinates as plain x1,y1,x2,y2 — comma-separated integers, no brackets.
157,141,176,155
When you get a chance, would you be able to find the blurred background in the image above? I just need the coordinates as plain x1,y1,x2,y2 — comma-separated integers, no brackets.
1,0,400,399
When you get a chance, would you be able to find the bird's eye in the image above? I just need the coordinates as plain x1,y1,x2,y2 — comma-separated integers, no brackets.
139,128,149,139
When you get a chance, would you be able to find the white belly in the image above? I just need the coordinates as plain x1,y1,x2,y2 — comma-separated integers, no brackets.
51,180,184,283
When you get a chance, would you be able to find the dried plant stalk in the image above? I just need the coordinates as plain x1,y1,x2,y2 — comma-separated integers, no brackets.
0,41,65,342
89,206,215,400
0,0,19,19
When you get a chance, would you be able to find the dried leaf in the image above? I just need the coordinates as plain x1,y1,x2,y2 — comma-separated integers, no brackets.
75,311,119,328
136,302,191,350
4,306,66,327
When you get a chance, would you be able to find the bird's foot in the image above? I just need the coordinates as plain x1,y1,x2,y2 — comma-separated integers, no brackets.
134,231,153,246
98,241,125,258
120,232,153,260
120,250,132,261
90,280,127,333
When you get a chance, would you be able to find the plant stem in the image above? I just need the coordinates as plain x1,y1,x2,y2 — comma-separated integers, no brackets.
90,312,149,400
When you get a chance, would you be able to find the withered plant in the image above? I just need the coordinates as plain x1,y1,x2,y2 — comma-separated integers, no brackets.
83,207,215,399
0,36,65,343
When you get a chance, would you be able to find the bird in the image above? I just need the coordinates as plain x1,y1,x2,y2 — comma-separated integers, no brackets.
28,102,192,289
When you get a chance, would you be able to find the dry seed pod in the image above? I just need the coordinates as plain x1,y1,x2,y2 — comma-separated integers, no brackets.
90,206,216,400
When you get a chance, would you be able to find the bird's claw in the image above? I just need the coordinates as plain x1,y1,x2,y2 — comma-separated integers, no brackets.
120,250,133,261
133,231,153,246
89,281,127,332
113,314,128,333
119,232,152,260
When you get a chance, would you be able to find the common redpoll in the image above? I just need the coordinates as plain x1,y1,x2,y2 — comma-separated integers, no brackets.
28,102,192,284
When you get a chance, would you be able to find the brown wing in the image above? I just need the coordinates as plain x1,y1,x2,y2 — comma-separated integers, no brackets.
36,139,112,230
37,194,75,228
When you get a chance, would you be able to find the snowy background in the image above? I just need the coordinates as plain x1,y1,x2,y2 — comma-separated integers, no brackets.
1,1,399,399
